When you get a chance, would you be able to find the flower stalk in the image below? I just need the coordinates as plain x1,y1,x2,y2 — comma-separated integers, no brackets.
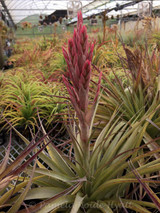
62,11,102,167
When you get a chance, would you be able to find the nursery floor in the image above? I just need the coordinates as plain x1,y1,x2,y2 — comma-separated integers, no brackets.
0,138,28,163
0,132,71,164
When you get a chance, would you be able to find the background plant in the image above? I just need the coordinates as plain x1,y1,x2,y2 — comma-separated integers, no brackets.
95,43,160,134
1,75,66,133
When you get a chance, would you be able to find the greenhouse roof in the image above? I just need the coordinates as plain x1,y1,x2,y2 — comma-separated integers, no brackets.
0,0,93,25
1,0,160,27
70,0,160,24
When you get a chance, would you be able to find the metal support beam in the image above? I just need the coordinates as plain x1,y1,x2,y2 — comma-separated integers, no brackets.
113,0,144,11
0,0,15,28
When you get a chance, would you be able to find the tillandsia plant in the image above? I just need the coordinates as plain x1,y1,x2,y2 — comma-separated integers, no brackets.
1,75,66,133
93,44,160,159
14,11,160,213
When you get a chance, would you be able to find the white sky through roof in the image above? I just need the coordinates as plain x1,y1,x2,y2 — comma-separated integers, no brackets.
2,0,93,23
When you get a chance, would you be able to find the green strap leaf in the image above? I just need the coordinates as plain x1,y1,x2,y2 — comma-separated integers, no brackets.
25,187,64,200
36,195,74,213
39,119,75,177
27,167,84,184
7,160,36,213
0,176,43,206
105,199,152,213
87,201,113,213
70,193,84,213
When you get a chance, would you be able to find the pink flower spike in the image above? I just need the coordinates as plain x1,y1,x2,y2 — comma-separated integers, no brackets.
62,11,99,145
77,11,83,25
62,75,70,89
81,25,87,40
63,75,80,104
87,43,94,61
62,48,69,61
68,39,74,58
79,60,91,89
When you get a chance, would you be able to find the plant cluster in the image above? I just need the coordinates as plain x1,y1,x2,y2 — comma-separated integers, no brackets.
0,36,68,133
21,22,32,29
